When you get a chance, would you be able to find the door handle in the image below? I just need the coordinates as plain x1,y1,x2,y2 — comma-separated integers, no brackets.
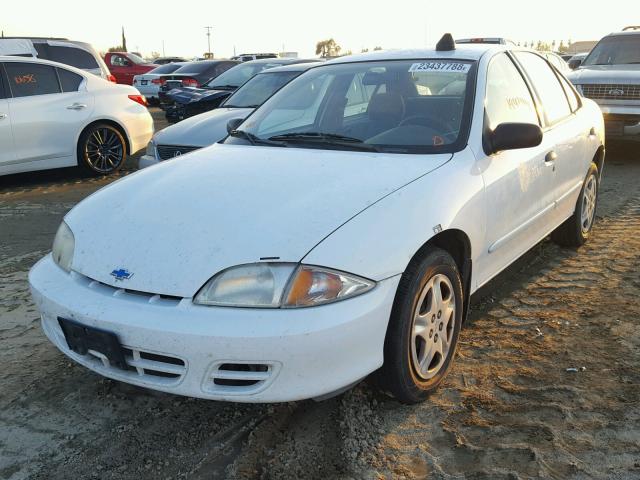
545,151,558,163
0,113,7,120
66,103,87,110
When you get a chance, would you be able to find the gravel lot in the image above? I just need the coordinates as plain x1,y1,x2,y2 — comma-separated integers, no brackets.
1,111,639,479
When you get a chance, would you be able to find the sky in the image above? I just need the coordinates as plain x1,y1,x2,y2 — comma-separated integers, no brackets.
2,0,637,58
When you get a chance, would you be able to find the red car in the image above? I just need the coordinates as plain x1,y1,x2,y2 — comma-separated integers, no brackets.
104,52,158,85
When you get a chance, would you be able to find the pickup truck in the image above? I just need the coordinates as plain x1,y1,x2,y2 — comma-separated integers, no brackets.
104,52,158,85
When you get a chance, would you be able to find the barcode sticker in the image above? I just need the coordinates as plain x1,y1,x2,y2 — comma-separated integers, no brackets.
409,62,471,73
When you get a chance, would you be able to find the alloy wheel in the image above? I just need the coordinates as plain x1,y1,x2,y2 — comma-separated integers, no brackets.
85,128,124,173
581,174,597,234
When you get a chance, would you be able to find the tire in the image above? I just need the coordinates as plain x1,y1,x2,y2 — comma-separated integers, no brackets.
551,162,599,247
78,123,127,175
377,248,464,404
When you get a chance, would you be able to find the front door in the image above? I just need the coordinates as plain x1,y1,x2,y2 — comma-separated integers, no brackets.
475,52,556,287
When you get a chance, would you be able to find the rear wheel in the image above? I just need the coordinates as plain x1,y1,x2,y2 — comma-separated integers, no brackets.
78,124,127,175
377,248,463,404
551,163,599,247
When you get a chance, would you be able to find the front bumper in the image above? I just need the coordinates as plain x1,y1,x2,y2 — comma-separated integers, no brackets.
29,255,399,402
592,104,640,140
138,154,159,169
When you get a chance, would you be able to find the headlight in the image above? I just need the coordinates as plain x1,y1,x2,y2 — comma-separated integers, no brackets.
145,139,157,158
193,263,375,308
52,222,75,272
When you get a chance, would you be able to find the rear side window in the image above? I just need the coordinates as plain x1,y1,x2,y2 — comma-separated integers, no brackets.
557,74,580,113
515,52,572,125
5,62,61,97
57,68,83,92
34,44,99,69
485,53,539,130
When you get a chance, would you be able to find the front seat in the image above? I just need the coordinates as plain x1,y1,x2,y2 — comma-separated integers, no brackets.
361,92,406,140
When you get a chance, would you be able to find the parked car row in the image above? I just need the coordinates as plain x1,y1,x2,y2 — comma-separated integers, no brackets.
160,58,321,122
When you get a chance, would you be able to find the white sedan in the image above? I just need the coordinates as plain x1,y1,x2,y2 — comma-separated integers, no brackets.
0,56,153,176
29,36,604,403
132,62,184,104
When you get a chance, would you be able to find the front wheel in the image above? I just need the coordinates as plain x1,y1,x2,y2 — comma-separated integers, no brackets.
551,162,599,247
377,248,463,404
78,124,127,175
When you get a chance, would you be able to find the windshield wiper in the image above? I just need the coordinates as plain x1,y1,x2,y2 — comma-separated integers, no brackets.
228,129,285,147
209,84,238,90
268,132,381,152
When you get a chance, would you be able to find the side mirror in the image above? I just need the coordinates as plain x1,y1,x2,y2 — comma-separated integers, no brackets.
491,123,542,153
226,117,245,135
568,58,583,70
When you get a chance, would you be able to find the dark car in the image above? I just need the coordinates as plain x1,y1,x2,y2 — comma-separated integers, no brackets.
163,58,320,122
157,60,239,107
154,56,187,65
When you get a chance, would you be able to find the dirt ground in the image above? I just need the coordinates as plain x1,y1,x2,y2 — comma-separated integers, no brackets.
1,115,639,479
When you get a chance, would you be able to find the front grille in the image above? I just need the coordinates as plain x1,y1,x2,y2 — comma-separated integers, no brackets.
71,271,182,307
156,144,200,160
580,84,640,101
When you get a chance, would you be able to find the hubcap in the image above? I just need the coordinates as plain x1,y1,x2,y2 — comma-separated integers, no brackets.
581,174,597,234
85,128,123,173
411,274,456,380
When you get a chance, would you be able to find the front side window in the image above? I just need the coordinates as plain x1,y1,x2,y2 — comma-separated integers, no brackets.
484,53,539,130
227,59,475,154
110,55,129,67
583,35,640,66
4,62,61,98
224,71,299,108
515,52,572,124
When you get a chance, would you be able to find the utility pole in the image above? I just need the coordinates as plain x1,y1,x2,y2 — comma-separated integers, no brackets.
205,26,213,58
162,40,165,57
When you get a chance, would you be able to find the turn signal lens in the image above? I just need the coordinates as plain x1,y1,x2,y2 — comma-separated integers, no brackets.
107,74,117,83
284,266,375,308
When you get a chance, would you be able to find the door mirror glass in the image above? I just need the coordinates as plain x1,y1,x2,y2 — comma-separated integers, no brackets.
226,117,245,134
568,58,583,70
491,123,543,153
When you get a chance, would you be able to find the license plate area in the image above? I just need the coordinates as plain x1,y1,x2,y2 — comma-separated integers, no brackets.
141,80,148,85
605,120,624,136
58,318,128,370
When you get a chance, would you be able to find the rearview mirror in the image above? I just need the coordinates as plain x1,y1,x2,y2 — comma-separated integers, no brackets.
226,118,245,135
568,58,583,70
490,123,543,153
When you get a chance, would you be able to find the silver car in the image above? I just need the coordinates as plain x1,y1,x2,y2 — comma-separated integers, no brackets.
139,62,320,169
568,26,640,141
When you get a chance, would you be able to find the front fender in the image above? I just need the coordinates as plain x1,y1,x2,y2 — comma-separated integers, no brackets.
302,148,485,287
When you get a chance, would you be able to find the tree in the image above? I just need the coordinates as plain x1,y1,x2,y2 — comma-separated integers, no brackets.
558,40,567,53
108,46,125,52
361,48,369,53
315,38,341,58
373,46,382,51
150,51,160,59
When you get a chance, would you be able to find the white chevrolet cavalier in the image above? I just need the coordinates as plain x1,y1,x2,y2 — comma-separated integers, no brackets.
30,36,605,403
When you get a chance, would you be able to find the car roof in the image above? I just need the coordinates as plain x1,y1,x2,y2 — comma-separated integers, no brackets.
325,45,502,65
606,30,640,37
0,55,90,75
257,61,323,73
240,58,305,65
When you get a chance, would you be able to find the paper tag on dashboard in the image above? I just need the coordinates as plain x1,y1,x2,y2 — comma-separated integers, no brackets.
409,62,471,73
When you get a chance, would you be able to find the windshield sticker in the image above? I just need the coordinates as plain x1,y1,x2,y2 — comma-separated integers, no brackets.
409,62,471,73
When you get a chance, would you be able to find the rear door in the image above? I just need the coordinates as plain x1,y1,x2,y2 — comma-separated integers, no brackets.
5,62,94,165
513,51,588,224
0,66,16,166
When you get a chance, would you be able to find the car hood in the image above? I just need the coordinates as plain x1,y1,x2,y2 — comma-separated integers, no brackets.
154,107,254,147
66,144,451,297
168,87,234,104
568,64,640,84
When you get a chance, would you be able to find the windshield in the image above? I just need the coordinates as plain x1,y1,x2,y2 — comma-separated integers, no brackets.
127,53,150,65
225,59,475,154
205,62,286,88
224,71,300,108
583,35,640,65
148,63,183,75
